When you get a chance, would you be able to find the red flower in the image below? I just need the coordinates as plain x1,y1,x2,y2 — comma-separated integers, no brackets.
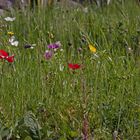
0,50,14,63
0,50,9,59
5,55,14,63
68,63,81,70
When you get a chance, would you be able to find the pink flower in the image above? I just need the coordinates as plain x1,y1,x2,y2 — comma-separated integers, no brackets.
47,41,61,49
44,50,53,60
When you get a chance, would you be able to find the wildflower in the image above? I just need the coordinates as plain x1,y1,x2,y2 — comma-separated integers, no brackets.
0,50,8,59
60,48,64,52
68,63,81,70
9,36,19,47
10,41,19,47
0,50,14,63
32,44,36,47
24,44,34,49
9,36,15,43
88,44,96,53
24,44,32,49
47,41,61,49
4,17,16,22
8,32,14,36
5,55,14,63
44,50,53,60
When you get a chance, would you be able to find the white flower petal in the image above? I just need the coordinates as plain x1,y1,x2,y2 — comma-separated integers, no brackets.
4,17,16,22
30,47,34,49
60,49,64,52
55,41,61,47
59,64,64,71
9,36,15,43
32,44,36,47
11,41,19,47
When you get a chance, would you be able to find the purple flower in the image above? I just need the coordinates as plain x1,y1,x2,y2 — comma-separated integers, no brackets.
47,41,61,49
44,50,53,60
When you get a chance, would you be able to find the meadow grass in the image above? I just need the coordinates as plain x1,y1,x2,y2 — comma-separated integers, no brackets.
0,0,140,139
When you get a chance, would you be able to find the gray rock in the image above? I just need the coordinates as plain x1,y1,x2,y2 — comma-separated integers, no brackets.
0,0,15,15
0,0,14,10
55,0,83,9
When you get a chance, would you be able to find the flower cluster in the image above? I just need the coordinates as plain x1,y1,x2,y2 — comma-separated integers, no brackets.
2,15,98,72
8,32,19,47
9,36,19,47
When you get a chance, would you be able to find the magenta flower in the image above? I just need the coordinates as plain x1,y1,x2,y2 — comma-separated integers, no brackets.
47,41,61,49
44,50,53,60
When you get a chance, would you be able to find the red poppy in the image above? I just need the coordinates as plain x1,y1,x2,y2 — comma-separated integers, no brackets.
0,50,14,63
0,50,9,59
68,63,81,70
5,55,14,63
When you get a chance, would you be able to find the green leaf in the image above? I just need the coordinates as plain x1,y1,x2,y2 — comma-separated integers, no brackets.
59,136,67,140
16,111,42,139
24,136,33,140
0,122,11,139
69,130,78,138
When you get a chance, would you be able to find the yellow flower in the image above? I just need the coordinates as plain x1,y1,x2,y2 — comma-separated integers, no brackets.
8,32,14,36
88,44,96,53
